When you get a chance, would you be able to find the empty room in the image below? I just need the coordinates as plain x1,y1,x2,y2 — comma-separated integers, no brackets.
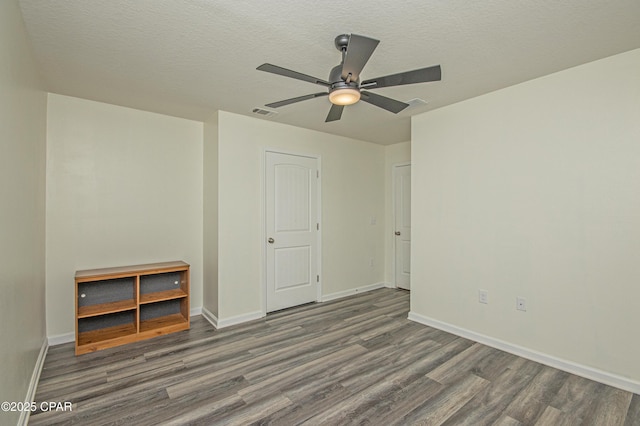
2,1,640,425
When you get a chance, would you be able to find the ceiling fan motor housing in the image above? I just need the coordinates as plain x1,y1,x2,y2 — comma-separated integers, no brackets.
329,63,359,87
334,34,351,51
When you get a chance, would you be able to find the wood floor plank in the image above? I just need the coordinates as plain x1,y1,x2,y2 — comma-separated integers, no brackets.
237,344,368,403
29,288,640,425
38,349,147,380
394,372,490,425
166,393,292,426
356,338,470,390
503,365,569,424
106,359,186,383
625,394,640,426
550,375,610,423
107,376,248,426
590,386,634,426
260,382,352,425
535,405,574,426
280,339,415,404
441,357,542,425
354,376,443,425
426,342,496,384
360,324,430,352
159,393,246,426
494,414,523,426
300,375,404,424
33,369,108,398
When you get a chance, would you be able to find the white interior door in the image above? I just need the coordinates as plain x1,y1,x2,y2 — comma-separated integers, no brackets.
265,151,319,312
394,164,411,290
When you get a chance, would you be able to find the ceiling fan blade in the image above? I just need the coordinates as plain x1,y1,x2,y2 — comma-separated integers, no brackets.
266,92,328,108
361,65,441,89
360,91,409,114
325,104,344,122
341,34,380,81
257,63,331,87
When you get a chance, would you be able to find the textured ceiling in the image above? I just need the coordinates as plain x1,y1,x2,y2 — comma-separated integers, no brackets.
18,0,640,145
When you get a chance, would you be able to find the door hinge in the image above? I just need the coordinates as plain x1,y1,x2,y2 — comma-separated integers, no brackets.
316,170,319,178
317,223,319,230
317,275,320,282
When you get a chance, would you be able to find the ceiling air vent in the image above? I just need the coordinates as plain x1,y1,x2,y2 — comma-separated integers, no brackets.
406,98,428,109
398,98,429,115
252,107,278,117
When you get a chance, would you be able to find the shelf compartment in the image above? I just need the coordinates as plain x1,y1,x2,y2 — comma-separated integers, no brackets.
140,299,181,320
78,310,136,333
139,289,187,304
77,323,137,348
139,313,189,333
139,299,188,333
78,277,136,308
77,299,136,318
140,271,187,295
77,310,137,354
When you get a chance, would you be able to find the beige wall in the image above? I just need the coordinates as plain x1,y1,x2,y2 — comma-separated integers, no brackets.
46,94,204,337
411,49,640,382
203,114,219,317
217,112,386,320
0,0,47,421
384,141,411,285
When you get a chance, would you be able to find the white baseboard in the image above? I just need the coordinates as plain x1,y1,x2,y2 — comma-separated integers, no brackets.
216,310,264,329
202,283,388,329
48,332,74,346
190,306,202,317
321,282,387,302
19,339,48,426
201,306,218,329
408,311,640,395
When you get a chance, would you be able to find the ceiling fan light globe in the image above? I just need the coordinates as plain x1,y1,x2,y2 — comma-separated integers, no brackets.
329,88,361,106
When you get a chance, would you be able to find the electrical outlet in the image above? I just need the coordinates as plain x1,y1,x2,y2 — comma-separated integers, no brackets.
369,258,374,268
516,297,526,311
478,290,488,304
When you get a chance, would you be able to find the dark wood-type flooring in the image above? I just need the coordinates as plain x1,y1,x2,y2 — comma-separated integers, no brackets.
30,289,640,425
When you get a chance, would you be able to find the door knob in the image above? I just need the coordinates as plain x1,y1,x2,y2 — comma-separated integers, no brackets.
395,231,401,236
268,237,275,244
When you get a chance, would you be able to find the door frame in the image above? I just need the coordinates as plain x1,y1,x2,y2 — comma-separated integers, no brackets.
392,161,411,289
261,148,322,316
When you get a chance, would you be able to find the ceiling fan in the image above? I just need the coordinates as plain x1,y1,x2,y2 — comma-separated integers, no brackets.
257,33,441,122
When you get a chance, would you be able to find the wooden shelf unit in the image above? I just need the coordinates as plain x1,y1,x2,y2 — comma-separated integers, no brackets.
75,261,190,355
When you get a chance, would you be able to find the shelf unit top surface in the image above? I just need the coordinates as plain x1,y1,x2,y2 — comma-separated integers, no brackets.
76,261,189,279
